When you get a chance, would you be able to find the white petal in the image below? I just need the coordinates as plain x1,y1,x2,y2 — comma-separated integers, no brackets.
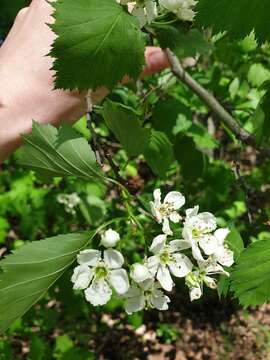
164,191,185,210
109,268,130,294
139,278,155,290
153,188,161,207
149,234,167,254
132,5,147,28
190,285,202,301
150,290,170,311
168,254,193,277
71,265,93,290
196,212,217,233
157,265,174,291
124,286,142,299
146,255,159,276
104,249,124,269
192,243,205,261
215,247,234,267
204,276,217,289
214,228,230,246
150,202,162,223
199,235,219,256
100,228,120,248
162,218,172,235
125,294,145,314
198,259,229,276
168,239,191,253
169,212,181,223
131,263,152,283
186,205,199,218
145,0,157,23
84,280,112,306
77,249,101,266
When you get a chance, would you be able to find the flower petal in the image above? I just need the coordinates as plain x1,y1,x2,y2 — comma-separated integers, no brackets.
146,255,159,276
169,212,181,223
77,249,101,266
101,228,120,248
192,243,205,262
157,265,174,291
186,205,199,218
71,265,93,290
199,235,219,256
168,239,191,253
214,228,230,246
109,269,130,294
168,254,193,277
162,218,172,235
84,280,112,306
149,234,167,254
204,276,217,289
189,285,202,301
131,263,152,283
124,293,145,314
150,201,162,223
150,289,170,311
215,247,234,267
153,188,161,207
164,191,185,210
104,249,124,269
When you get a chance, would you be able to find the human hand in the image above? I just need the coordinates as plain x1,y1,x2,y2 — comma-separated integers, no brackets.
0,0,169,162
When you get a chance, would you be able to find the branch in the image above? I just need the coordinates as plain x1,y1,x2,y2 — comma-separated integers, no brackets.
165,49,270,157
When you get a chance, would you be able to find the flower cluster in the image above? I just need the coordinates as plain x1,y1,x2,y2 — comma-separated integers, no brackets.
71,190,234,313
117,0,197,27
57,193,81,215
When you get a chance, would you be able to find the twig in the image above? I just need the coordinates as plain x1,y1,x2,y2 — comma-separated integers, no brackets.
165,49,270,157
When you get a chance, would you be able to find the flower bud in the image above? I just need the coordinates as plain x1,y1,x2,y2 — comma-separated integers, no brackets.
189,285,202,301
100,229,120,248
130,263,151,283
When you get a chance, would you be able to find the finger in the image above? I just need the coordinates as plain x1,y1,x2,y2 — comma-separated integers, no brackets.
142,46,170,77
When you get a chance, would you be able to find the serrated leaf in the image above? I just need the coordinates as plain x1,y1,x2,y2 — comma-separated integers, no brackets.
0,232,92,333
251,88,270,144
18,122,102,181
51,0,145,90
103,100,150,156
231,240,270,306
196,0,270,44
154,24,212,58
226,227,244,261
143,130,175,177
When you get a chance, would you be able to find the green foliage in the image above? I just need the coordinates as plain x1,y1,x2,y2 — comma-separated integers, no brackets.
51,0,145,90
226,227,244,261
251,88,270,144
196,0,270,44
231,240,270,306
0,232,91,333
18,122,102,181
103,100,150,156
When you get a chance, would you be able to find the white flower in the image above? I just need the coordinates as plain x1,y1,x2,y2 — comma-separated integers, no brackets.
189,285,202,301
146,234,193,291
124,279,170,314
130,263,152,283
159,0,197,21
57,193,81,215
211,228,234,267
132,0,158,28
182,206,220,261
185,268,217,301
100,228,120,248
71,249,129,306
150,188,185,235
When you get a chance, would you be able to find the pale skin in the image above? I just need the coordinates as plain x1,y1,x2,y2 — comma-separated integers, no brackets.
0,0,169,164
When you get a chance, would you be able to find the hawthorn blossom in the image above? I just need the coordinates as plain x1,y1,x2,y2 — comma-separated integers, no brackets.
159,0,197,21
100,228,120,248
150,188,185,235
182,206,220,261
130,263,152,283
146,234,193,291
185,269,217,301
71,249,129,306
57,193,81,215
124,278,170,314
132,0,158,27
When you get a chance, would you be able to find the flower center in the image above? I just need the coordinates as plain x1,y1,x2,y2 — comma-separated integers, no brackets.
192,228,201,238
159,202,174,217
159,249,171,265
94,265,108,280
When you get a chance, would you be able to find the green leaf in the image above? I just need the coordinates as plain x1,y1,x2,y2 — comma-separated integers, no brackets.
186,123,218,149
231,240,270,306
174,135,204,181
226,227,244,261
143,131,175,177
251,88,270,144
18,122,102,181
51,0,145,90
153,24,212,58
0,232,92,333
248,63,270,88
103,100,150,156
196,0,270,44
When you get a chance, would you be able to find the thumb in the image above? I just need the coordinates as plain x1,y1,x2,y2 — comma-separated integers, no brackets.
142,46,170,77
